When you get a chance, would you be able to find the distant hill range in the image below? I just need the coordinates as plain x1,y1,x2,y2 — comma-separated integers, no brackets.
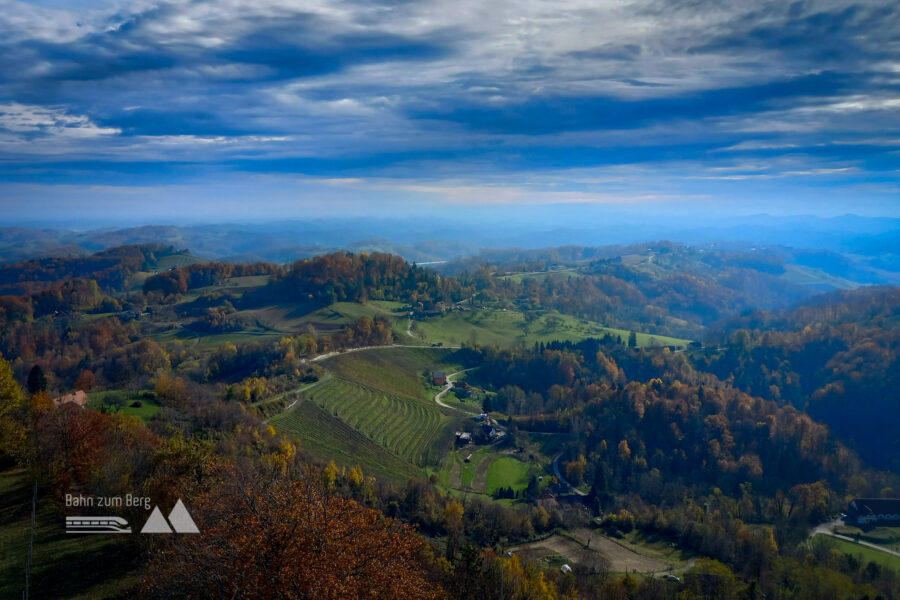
1,214,898,269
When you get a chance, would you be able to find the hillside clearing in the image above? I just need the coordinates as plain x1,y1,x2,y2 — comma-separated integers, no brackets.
511,529,673,574
412,308,689,348
813,534,900,571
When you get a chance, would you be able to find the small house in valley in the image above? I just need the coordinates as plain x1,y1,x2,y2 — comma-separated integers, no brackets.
52,390,89,408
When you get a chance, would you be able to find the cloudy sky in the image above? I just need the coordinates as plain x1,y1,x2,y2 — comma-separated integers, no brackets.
1,0,899,222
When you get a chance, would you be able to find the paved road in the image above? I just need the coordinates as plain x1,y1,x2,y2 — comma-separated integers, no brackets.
811,520,900,558
552,453,588,496
434,369,476,412
271,344,466,423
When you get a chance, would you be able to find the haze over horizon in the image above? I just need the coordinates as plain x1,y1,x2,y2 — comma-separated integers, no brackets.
1,0,899,221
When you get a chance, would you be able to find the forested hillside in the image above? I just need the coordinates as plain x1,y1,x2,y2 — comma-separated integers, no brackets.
701,286,900,470
0,245,899,599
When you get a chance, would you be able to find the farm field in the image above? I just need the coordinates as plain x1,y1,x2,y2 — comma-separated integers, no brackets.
485,456,532,495
0,469,140,599
154,253,207,270
433,437,552,502
601,529,697,570
500,267,584,284
289,378,443,465
511,528,673,575
435,389,482,414
813,534,900,571
126,253,210,291
322,346,462,401
270,400,420,484
150,273,690,350
297,301,409,333
780,264,860,290
224,300,408,335
411,308,690,348
834,525,900,552
87,390,161,422
271,347,462,483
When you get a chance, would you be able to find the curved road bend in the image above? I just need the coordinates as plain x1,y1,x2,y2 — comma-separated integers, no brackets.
434,369,476,412
552,453,588,496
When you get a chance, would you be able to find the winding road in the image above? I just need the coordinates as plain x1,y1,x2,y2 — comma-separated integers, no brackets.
433,369,476,412
266,344,466,421
552,453,588,496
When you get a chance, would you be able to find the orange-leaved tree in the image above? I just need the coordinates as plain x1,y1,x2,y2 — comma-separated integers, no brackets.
141,464,447,600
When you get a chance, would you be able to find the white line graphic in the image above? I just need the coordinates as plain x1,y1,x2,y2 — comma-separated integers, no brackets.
66,516,131,534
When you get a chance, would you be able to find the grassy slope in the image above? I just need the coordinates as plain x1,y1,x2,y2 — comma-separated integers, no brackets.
286,378,443,465
87,390,161,422
324,346,461,401
616,529,698,568
501,268,584,284
412,308,690,348
780,264,861,290
271,400,419,484
271,347,461,483
126,254,209,291
834,525,900,551
230,300,408,336
432,435,555,502
484,456,532,494
0,469,140,599
148,267,688,349
814,534,900,571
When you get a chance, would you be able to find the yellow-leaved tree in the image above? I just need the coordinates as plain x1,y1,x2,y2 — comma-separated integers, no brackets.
0,352,26,461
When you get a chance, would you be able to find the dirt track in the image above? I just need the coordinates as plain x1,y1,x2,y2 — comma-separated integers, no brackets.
511,531,669,574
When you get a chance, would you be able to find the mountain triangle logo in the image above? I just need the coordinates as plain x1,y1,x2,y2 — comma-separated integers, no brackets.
140,499,200,534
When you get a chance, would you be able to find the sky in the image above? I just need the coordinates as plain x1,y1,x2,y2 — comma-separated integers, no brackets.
1,0,899,223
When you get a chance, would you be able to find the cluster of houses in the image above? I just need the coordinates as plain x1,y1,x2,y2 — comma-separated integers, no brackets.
433,373,472,397
452,380,471,398
455,412,506,446
411,299,478,320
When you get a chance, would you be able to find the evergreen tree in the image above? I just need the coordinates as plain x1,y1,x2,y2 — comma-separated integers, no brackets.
628,331,638,348
27,365,47,395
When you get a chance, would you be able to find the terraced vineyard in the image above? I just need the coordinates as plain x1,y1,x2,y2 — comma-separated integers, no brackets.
271,400,419,484
300,378,443,465
271,347,462,483
325,346,461,400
